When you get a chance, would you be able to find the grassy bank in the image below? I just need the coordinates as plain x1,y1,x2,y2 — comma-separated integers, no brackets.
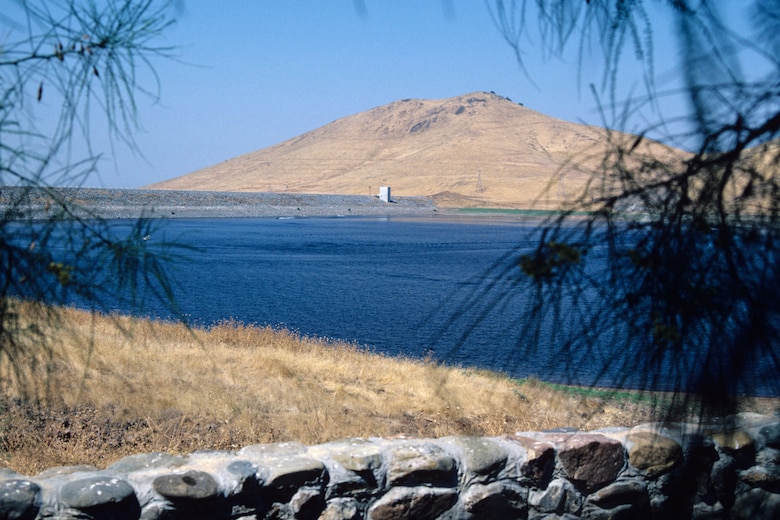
0,303,773,475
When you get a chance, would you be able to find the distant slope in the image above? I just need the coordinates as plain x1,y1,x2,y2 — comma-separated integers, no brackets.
147,92,678,208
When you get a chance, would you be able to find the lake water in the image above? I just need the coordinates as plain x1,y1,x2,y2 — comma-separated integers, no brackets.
124,216,569,379
43,216,777,394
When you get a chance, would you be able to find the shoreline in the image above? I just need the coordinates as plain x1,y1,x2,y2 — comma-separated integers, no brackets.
0,187,441,220
1,186,575,222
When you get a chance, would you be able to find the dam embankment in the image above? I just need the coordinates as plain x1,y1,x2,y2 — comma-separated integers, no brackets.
0,187,439,220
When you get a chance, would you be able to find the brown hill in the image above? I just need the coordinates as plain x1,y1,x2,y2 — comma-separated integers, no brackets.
147,92,677,208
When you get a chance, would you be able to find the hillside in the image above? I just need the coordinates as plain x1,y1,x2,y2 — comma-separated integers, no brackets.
147,92,677,208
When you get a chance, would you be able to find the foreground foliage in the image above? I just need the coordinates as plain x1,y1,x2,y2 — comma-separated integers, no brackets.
1,0,177,398
486,0,780,411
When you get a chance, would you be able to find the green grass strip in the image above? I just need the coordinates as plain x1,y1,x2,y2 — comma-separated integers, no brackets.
455,208,593,217
515,378,672,405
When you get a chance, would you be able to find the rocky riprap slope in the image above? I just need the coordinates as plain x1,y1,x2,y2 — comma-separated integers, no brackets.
2,414,779,519
0,187,437,220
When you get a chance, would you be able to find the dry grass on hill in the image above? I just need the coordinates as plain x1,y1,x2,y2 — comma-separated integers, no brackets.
1,303,772,476
148,92,684,209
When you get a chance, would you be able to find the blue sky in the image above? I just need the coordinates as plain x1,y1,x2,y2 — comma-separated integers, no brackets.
44,1,761,188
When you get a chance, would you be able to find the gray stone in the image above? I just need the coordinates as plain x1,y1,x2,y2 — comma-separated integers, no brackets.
692,500,725,519
528,515,581,520
312,438,374,453
728,413,775,429
8,419,780,520
594,427,630,435
439,436,508,478
386,443,457,487
0,469,21,480
264,501,292,519
138,502,168,520
238,441,307,460
332,445,383,487
367,486,457,520
461,481,527,518
528,478,582,516
648,491,695,520
556,434,625,491
227,460,256,479
756,447,780,466
316,440,382,474
323,466,377,498
581,503,641,520
290,487,323,518
759,422,780,449
710,456,738,509
35,465,98,478
740,465,780,489
108,452,187,473
627,431,682,477
588,480,649,509
320,497,360,520
152,470,219,500
265,457,327,490
60,476,135,507
0,479,41,520
732,487,780,519
262,457,328,505
332,450,382,474
585,480,650,520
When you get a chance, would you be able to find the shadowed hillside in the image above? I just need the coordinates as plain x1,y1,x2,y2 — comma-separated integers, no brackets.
147,92,681,208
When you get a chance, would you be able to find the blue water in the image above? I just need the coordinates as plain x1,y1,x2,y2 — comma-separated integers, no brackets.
42,216,776,394
121,216,566,378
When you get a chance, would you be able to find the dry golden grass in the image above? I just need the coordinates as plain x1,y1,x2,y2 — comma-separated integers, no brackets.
1,303,774,476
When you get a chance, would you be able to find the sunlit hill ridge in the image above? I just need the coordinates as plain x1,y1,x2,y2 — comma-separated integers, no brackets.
147,92,679,208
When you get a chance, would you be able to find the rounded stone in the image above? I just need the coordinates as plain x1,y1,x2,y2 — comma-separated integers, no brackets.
290,487,324,517
320,498,360,520
587,479,649,510
152,470,219,500
711,430,754,455
387,443,457,487
108,452,187,473
265,457,327,489
60,477,136,510
227,460,256,479
462,481,527,518
759,422,780,449
35,465,98,479
368,486,458,520
333,448,383,474
528,478,581,515
0,469,21,480
237,442,307,460
440,437,508,477
732,488,780,519
0,480,41,520
627,431,682,477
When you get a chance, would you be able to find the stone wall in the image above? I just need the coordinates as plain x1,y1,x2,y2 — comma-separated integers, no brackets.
2,413,779,519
